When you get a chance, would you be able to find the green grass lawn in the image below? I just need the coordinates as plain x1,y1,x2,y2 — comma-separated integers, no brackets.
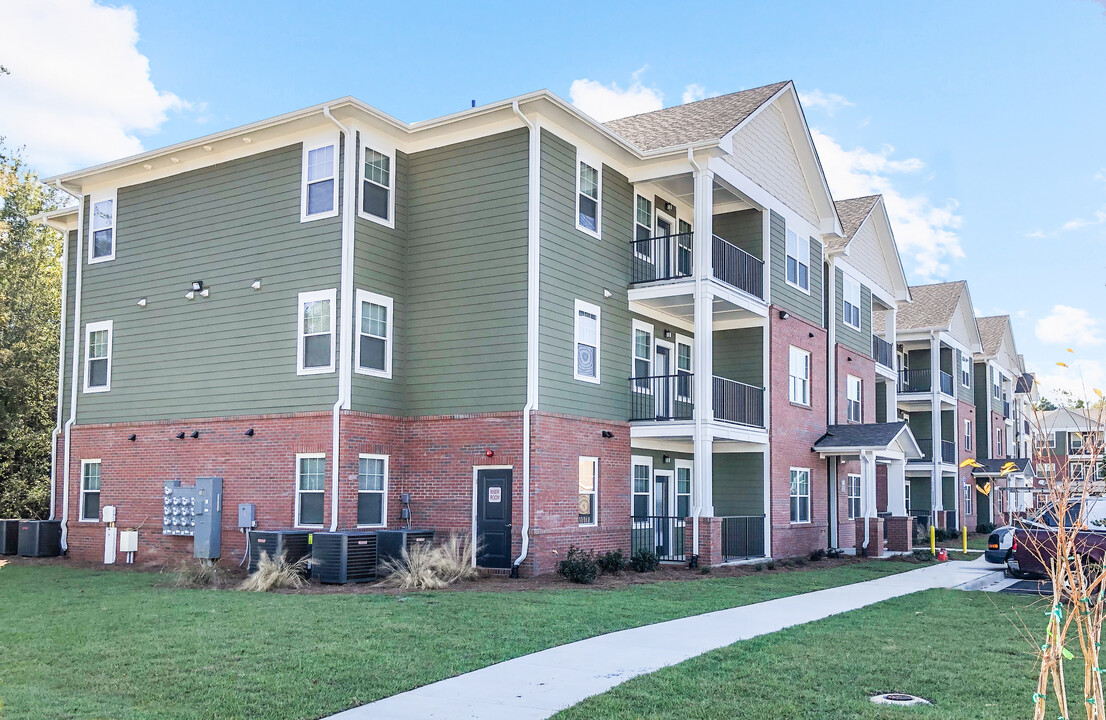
555,589,1057,719
0,559,915,720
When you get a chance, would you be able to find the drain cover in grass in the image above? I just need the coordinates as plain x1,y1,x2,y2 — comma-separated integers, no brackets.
870,693,931,706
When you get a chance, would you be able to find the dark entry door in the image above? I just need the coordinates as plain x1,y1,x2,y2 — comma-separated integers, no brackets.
476,468,513,568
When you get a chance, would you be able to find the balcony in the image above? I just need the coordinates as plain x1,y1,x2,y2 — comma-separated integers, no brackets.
872,336,893,369
629,374,764,428
898,368,955,396
630,233,764,300
720,515,766,561
631,515,686,562
915,438,957,464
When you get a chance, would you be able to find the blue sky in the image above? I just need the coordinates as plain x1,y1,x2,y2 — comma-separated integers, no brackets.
4,0,1105,399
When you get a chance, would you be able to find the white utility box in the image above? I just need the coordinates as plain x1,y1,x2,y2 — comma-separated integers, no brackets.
119,530,139,553
102,505,117,523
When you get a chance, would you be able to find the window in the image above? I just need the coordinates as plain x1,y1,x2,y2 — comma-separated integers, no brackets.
576,158,601,237
89,194,116,262
631,458,651,518
1073,462,1086,482
631,320,652,391
80,460,101,522
1071,432,1084,454
992,370,1002,400
634,195,652,258
846,375,862,422
785,228,809,292
677,219,693,275
355,290,393,378
357,454,387,527
578,457,598,525
295,454,326,527
1039,462,1055,475
297,290,336,375
790,468,811,523
574,300,601,383
996,429,1003,456
301,139,338,220
789,346,810,406
904,481,911,513
965,419,973,451
842,276,861,330
676,463,692,519
83,320,113,393
361,145,393,223
847,474,861,519
676,337,692,401
960,353,971,387
964,481,973,515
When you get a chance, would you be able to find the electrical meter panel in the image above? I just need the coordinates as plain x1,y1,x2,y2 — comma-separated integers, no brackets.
162,477,223,559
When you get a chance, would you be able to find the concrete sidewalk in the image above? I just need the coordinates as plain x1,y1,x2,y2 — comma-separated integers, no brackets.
327,560,1001,720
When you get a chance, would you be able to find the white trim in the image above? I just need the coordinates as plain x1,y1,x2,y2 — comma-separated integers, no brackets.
631,454,653,518
296,289,337,375
472,464,514,567
632,193,654,260
788,345,811,406
578,456,599,527
573,299,601,384
354,289,393,378
356,453,389,528
674,458,693,519
784,225,811,294
965,418,973,451
82,319,113,393
675,333,693,402
356,137,396,228
842,274,861,331
846,472,862,520
294,453,327,529
789,467,812,524
631,318,654,392
299,131,340,222
87,190,116,264
79,459,101,522
574,150,602,239
846,374,862,423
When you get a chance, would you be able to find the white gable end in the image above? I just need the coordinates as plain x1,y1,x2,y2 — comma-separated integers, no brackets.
949,291,981,351
848,219,898,301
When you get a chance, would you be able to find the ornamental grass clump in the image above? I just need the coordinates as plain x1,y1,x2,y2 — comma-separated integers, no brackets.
170,558,226,588
238,551,310,592
377,534,478,590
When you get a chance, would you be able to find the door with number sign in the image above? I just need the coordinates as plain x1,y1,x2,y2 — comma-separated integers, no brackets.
476,468,513,568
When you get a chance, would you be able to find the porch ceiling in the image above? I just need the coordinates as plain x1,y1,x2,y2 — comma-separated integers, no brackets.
653,173,756,213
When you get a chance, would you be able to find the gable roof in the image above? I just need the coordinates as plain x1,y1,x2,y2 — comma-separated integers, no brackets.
1040,408,1105,432
897,281,969,331
976,315,1011,358
972,458,1035,477
813,421,923,459
604,81,789,152
828,195,881,251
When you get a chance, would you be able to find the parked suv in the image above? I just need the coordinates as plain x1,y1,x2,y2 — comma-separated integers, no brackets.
1008,499,1106,579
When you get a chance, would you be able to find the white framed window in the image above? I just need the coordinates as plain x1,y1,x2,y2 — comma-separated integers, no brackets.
295,453,326,528
574,299,601,383
676,461,692,519
847,473,861,520
992,369,1002,400
578,456,598,526
633,194,652,259
80,459,101,522
357,454,388,527
846,375,862,422
785,228,809,292
789,346,810,406
790,468,811,523
963,481,973,515
960,353,972,387
631,456,652,518
631,319,653,392
996,428,1003,456
676,335,692,402
904,480,911,513
297,289,336,375
677,219,693,276
355,290,393,378
1039,462,1055,475
575,156,601,238
300,136,339,221
88,192,116,263
1073,462,1086,482
83,320,113,393
965,419,973,451
359,144,394,226
842,276,861,330
1071,432,1085,454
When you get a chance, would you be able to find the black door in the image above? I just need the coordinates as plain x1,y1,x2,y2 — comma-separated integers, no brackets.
476,468,513,568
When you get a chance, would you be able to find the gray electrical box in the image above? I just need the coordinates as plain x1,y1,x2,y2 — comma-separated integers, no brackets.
238,503,256,529
162,477,223,559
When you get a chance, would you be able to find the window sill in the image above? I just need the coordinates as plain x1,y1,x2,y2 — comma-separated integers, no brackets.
297,366,336,377
356,524,386,529
357,209,396,229
300,209,339,223
88,254,115,265
784,279,811,295
789,401,811,409
294,525,324,530
83,386,111,394
789,520,811,525
574,375,601,385
77,518,100,523
578,523,598,528
355,366,392,379
575,223,602,241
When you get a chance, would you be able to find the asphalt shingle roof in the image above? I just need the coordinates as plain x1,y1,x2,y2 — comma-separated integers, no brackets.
972,458,1034,476
1040,408,1105,431
827,195,881,251
813,421,911,451
603,81,789,152
1016,373,1035,395
976,315,1010,358
896,281,967,331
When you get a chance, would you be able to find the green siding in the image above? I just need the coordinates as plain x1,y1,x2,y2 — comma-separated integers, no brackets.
834,266,872,357
909,412,931,453
907,348,930,372
537,129,633,422
875,382,887,423
713,328,762,386
909,477,931,515
956,349,973,403
351,145,408,416
713,453,764,516
405,129,529,415
713,210,762,260
942,475,956,513
74,143,342,423
769,210,822,326
974,363,989,458
941,409,955,441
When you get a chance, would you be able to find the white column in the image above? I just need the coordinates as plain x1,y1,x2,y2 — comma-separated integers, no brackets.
886,307,899,421
692,165,715,527
930,334,942,519
887,458,907,516
761,445,771,557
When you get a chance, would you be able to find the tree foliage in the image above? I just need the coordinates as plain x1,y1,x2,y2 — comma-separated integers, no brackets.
0,144,62,518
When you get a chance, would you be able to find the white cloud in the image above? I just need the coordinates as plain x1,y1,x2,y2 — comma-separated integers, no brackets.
0,0,192,176
1061,208,1106,231
811,128,964,280
1035,305,1106,346
799,89,855,116
1034,358,1106,403
1094,168,1106,183
569,69,663,122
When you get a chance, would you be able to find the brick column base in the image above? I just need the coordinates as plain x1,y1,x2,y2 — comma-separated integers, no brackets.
885,516,913,552
857,517,884,557
932,510,947,530
684,517,722,567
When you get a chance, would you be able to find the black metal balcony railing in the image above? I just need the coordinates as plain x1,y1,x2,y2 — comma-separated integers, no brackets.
631,515,686,562
712,377,765,428
872,335,893,369
898,367,930,393
720,515,766,561
940,371,955,396
713,235,764,299
630,233,764,300
942,439,956,463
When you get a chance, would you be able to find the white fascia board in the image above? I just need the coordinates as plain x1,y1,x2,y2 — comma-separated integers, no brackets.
835,257,896,310
709,157,821,239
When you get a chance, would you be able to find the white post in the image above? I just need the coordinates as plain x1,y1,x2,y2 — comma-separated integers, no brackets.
886,307,898,421
930,333,943,523
691,163,715,554
887,458,907,516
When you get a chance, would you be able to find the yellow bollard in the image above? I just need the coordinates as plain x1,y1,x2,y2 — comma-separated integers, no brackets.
930,524,936,555
962,526,968,554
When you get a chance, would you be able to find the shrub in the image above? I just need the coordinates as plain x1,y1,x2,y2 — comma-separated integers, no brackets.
976,522,998,535
809,549,826,562
912,549,935,562
171,559,226,588
557,545,599,584
933,528,961,542
378,534,478,590
629,548,660,573
597,549,626,574
700,566,712,575
765,561,777,570
754,564,764,572
239,552,310,592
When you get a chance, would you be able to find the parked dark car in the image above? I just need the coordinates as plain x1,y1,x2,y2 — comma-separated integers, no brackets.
984,526,1015,564
1008,500,1106,579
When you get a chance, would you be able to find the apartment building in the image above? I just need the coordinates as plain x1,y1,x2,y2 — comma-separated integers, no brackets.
1037,408,1105,495
38,80,927,573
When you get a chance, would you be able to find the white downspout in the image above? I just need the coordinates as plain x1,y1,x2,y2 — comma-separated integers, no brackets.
49,209,71,520
60,183,85,550
512,100,539,574
323,106,356,532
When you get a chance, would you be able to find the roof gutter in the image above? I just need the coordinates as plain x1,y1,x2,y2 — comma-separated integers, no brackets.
323,106,356,533
511,100,539,576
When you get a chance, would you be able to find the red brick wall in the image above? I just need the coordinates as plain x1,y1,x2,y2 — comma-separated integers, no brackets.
769,310,829,557
958,400,978,532
876,463,888,513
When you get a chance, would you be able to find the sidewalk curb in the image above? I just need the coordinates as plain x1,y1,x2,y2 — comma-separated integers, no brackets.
954,569,1007,591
